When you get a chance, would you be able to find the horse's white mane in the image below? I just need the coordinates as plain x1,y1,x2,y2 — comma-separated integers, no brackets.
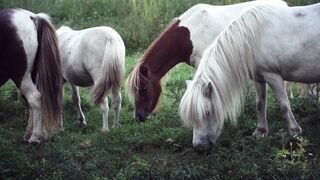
180,4,278,129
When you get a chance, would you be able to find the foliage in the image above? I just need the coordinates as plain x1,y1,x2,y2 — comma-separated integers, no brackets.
1,54,320,179
0,0,317,52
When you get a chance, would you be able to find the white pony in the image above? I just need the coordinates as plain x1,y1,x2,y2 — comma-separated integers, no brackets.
57,26,125,132
180,2,320,149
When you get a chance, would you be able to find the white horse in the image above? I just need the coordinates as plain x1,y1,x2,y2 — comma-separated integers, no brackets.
180,2,320,149
57,26,125,132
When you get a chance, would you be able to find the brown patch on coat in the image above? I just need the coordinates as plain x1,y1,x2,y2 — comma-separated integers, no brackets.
0,9,27,88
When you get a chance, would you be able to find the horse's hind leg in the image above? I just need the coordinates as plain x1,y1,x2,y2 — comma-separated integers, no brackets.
19,95,33,141
265,74,302,136
19,77,47,143
101,96,109,132
285,81,293,98
304,83,314,99
71,85,86,127
112,87,121,129
252,81,268,137
23,106,33,141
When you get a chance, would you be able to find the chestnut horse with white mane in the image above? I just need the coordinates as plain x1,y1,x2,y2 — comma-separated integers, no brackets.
57,26,125,132
0,9,63,143
180,2,319,149
127,0,289,136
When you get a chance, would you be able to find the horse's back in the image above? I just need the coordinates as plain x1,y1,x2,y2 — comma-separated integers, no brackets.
59,26,122,61
58,26,124,87
256,3,320,83
178,0,287,67
0,9,37,87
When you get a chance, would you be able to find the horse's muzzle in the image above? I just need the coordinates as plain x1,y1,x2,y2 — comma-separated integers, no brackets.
193,135,215,153
135,110,148,122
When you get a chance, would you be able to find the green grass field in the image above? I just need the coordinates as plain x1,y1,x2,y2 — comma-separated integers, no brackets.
1,0,320,179
0,54,320,179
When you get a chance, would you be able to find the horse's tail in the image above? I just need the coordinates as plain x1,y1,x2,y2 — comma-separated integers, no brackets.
91,31,125,105
33,13,63,131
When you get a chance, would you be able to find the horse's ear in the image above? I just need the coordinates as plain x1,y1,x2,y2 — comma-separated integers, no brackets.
139,65,148,77
185,80,192,87
204,82,213,98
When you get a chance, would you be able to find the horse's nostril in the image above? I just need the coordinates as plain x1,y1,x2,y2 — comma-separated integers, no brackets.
135,114,141,121
193,135,215,153
135,110,148,122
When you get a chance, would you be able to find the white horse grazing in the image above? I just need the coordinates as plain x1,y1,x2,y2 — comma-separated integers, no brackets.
57,26,125,132
180,2,320,149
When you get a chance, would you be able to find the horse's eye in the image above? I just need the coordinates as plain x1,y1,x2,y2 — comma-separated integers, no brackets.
205,111,210,117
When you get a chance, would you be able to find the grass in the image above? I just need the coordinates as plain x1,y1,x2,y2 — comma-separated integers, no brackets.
0,54,320,179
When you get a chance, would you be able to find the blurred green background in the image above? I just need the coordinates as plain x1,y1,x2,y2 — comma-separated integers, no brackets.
1,0,318,53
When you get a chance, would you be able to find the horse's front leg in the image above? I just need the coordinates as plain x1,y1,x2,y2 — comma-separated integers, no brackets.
20,77,47,143
112,87,121,129
265,74,302,136
252,81,268,137
71,85,86,127
101,96,109,132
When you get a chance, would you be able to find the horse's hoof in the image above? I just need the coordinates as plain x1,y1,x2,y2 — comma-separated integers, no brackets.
23,133,31,142
112,124,121,129
58,126,65,132
28,136,42,144
101,128,109,132
78,121,87,128
289,126,302,137
252,128,268,138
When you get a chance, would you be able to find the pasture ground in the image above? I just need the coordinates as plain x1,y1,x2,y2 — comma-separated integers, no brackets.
0,54,319,179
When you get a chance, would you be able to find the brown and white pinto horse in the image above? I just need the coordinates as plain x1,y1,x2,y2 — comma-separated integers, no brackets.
0,9,63,143
127,0,293,137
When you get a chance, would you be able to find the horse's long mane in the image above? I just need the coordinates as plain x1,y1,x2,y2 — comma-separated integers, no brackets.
180,4,276,128
126,18,179,100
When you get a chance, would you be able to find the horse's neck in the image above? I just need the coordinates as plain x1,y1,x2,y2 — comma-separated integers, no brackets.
142,20,193,80
144,56,185,80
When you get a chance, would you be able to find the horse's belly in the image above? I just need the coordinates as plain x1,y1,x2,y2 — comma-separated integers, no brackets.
0,70,9,86
279,60,320,83
282,71,320,84
64,67,94,87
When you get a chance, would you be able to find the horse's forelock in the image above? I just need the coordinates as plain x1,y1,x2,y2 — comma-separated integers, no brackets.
180,81,209,127
126,63,149,99
180,77,226,134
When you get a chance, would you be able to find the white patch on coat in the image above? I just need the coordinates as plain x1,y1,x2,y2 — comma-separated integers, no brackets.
11,9,38,74
178,0,287,67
